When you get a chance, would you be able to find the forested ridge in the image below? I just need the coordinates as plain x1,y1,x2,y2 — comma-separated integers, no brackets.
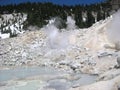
0,0,111,29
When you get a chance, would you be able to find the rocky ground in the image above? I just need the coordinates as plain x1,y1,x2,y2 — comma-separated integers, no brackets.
0,16,120,90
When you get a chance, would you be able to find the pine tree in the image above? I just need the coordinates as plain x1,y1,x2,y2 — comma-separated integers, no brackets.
86,11,95,27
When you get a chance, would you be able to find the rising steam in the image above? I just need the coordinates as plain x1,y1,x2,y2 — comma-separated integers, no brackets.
107,10,120,44
66,16,77,30
106,10,120,50
43,16,76,49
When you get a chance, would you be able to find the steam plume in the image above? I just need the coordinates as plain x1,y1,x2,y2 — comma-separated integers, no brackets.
66,16,77,30
107,10,120,44
108,10,120,49
43,16,76,49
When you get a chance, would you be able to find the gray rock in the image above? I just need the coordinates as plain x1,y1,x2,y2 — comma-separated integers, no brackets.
97,51,113,58
115,42,120,51
0,43,11,55
117,57,120,66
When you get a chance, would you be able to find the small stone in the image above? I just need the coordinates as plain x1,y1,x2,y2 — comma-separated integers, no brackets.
118,87,120,90
97,52,112,58
115,42,120,51
117,57,120,66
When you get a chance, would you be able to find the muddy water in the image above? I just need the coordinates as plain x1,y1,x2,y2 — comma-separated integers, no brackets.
0,66,97,90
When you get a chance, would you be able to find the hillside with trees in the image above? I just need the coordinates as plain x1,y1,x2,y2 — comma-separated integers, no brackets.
0,0,112,30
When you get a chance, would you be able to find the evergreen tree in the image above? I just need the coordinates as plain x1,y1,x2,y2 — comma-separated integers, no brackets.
0,0,112,29
86,11,95,27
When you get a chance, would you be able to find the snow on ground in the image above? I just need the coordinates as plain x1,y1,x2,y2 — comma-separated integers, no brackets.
0,13,27,38
0,32,10,39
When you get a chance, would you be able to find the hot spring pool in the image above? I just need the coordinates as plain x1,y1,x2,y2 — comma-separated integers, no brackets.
0,66,97,90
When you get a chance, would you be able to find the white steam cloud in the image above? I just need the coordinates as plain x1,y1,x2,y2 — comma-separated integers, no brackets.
66,16,77,30
107,10,120,44
43,16,76,49
44,24,69,49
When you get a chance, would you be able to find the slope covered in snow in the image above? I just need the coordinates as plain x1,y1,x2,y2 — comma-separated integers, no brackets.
0,13,27,39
